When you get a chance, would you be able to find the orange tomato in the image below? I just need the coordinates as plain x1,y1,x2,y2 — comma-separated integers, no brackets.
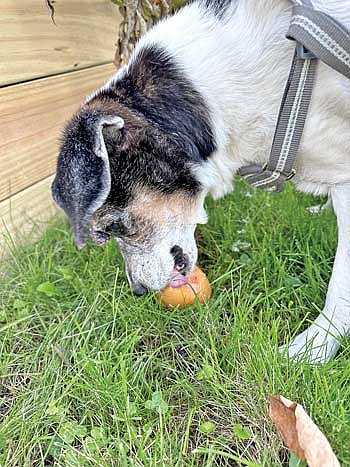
159,266,212,308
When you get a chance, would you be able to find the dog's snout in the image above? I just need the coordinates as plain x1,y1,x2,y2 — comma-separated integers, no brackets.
132,282,148,297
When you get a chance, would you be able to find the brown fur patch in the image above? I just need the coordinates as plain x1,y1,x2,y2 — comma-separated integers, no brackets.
129,187,204,226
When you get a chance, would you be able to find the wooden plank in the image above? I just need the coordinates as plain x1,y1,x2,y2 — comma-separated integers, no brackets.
0,0,120,86
0,63,116,203
0,175,59,255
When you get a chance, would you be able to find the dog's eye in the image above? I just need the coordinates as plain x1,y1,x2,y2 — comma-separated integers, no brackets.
106,221,138,238
106,222,129,237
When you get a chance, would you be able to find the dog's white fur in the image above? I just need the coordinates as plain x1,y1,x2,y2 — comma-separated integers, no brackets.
134,0,350,198
103,0,350,363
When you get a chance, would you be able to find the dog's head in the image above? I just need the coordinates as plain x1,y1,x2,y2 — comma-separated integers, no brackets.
52,98,208,294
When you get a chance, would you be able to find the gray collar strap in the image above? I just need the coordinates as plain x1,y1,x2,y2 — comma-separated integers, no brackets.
238,0,350,192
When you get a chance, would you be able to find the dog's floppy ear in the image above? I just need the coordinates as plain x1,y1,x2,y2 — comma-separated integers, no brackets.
52,112,124,249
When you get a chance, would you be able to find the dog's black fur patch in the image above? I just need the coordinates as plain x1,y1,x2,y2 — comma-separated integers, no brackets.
99,45,216,163
105,120,202,208
52,110,114,247
53,44,216,246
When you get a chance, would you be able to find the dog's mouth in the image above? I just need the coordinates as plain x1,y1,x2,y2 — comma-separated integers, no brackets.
168,268,189,288
168,247,191,288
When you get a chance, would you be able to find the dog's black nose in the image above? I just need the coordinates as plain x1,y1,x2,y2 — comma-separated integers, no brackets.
171,245,188,272
132,282,148,297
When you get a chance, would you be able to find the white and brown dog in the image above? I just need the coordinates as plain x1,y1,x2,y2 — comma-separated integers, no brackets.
52,0,350,363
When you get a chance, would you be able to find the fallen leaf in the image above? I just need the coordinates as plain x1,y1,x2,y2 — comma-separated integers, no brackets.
270,395,340,467
270,396,303,458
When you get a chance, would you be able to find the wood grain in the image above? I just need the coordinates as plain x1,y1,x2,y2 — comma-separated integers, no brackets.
0,63,116,203
0,0,120,86
0,175,59,254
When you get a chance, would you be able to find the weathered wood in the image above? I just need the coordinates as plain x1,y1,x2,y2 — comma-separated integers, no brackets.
0,63,116,203
0,0,120,86
0,175,59,254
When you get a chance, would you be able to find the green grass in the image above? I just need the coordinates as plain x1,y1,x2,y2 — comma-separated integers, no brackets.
1,179,349,466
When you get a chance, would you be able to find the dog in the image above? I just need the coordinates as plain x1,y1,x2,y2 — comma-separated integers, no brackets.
52,0,350,363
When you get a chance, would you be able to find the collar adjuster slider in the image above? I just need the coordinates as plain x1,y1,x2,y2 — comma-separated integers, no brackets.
296,42,316,60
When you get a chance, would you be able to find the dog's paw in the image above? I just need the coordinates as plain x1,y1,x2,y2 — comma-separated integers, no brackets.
280,323,341,364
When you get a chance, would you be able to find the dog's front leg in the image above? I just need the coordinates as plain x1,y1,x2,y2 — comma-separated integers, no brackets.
282,184,350,364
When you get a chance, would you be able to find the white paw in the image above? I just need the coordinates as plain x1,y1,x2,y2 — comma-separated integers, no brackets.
280,323,341,364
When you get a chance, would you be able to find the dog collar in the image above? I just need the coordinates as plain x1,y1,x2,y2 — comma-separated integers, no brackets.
238,0,350,192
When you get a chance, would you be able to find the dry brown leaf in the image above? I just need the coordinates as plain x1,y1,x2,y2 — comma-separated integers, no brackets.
270,395,340,467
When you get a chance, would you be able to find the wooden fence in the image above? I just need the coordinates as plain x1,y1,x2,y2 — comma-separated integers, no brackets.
0,0,121,254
